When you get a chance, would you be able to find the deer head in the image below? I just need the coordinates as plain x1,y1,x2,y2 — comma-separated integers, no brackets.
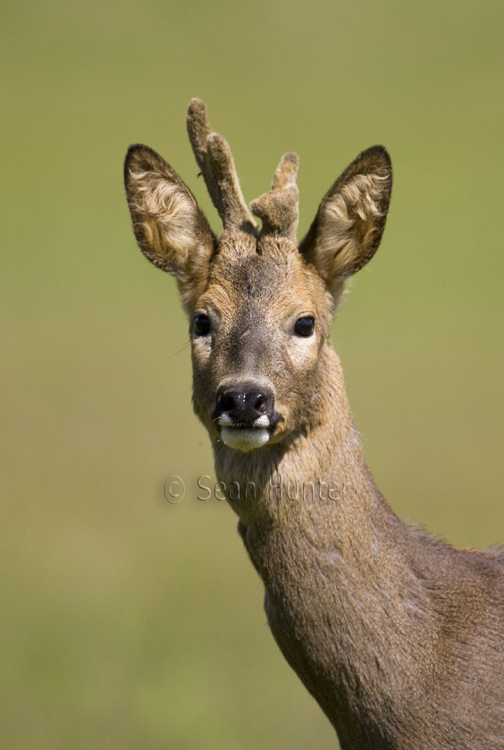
124,100,392,455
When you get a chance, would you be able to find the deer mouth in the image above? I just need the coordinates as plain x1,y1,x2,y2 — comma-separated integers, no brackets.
217,414,271,452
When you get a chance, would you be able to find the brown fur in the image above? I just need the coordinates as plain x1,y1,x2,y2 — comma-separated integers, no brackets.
124,100,504,749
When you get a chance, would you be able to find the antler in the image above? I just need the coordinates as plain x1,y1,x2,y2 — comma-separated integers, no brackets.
250,152,299,240
186,99,257,234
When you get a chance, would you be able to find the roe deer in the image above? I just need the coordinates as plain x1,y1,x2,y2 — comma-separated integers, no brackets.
124,99,504,749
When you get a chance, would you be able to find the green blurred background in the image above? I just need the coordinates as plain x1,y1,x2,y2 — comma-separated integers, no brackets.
2,1,504,747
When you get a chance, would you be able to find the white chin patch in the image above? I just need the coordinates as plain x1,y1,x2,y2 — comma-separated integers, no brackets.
221,427,270,452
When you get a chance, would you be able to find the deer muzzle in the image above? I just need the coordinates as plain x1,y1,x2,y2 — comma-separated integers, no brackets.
213,383,277,452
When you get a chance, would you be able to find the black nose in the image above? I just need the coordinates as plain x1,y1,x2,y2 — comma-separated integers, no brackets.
215,382,275,424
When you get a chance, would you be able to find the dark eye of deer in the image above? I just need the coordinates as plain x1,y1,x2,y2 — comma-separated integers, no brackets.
294,316,315,337
194,314,211,336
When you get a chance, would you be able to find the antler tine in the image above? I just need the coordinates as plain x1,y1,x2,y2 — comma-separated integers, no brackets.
250,152,299,240
186,99,256,234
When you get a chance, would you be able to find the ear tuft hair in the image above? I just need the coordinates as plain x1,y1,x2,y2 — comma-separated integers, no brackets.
124,144,216,305
300,146,392,297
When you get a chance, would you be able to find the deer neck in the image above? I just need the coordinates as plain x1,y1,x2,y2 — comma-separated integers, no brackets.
211,346,431,745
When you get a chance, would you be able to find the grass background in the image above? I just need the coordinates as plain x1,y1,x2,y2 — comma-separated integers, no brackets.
2,1,504,747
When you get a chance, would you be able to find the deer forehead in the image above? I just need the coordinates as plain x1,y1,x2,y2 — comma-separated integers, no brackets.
198,240,330,324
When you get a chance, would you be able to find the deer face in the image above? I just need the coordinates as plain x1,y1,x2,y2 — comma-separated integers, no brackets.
124,100,392,453
189,234,332,451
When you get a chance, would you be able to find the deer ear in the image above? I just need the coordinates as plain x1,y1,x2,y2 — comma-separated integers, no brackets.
299,146,392,297
124,144,216,291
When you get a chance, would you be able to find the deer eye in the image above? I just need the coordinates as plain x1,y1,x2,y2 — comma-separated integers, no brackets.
194,313,211,336
294,316,315,337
